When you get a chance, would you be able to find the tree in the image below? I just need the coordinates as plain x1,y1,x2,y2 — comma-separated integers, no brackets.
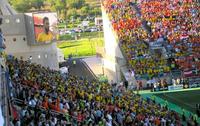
47,0,67,20
9,0,101,21
90,7,101,17
80,5,89,16
30,0,44,10
9,0,31,12
67,8,78,19
68,0,85,9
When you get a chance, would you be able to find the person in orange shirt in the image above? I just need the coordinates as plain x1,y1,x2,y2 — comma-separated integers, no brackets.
42,97,48,109
55,98,60,112
155,117,161,126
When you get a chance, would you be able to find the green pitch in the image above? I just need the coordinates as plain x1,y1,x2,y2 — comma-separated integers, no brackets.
58,38,104,58
155,89,200,113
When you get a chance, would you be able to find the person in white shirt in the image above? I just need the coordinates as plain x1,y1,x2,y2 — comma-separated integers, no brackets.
106,113,112,126
0,108,4,126
161,118,166,126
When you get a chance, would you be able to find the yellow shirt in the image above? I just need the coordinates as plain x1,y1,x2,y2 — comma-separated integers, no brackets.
37,32,53,43
96,95,101,101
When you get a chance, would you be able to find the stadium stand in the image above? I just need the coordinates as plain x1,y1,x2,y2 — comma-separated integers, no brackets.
6,57,191,125
102,0,171,80
0,0,198,125
102,0,200,90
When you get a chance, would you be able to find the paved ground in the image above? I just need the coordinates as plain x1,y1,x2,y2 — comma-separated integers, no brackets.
82,57,117,83
59,58,96,81
82,57,103,76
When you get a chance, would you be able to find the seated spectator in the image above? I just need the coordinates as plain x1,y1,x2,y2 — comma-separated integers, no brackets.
7,57,183,125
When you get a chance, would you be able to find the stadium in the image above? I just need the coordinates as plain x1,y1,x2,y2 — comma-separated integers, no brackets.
0,0,199,125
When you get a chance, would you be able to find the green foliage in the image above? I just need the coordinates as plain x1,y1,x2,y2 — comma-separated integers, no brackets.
67,8,78,18
91,7,101,16
47,0,67,19
9,0,101,19
68,0,85,9
9,0,31,12
80,6,90,16
9,0,45,12
30,0,44,10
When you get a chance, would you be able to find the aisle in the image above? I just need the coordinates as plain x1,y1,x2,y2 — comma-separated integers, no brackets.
60,58,96,81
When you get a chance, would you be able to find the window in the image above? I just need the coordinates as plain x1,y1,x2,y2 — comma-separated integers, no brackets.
13,38,16,42
16,18,20,23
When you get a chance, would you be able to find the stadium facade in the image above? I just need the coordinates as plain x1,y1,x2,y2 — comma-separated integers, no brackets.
0,0,63,70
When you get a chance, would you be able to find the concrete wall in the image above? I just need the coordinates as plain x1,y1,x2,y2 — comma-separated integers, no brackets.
0,0,16,15
102,8,138,87
24,14,36,45
102,11,123,59
0,14,60,70
102,8,126,83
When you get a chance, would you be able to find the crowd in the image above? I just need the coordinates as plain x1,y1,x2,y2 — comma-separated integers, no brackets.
137,0,200,76
7,57,194,125
102,0,172,79
102,0,200,79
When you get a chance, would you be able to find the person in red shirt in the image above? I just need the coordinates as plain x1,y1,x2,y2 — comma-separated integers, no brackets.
54,98,60,112
42,97,49,109
77,111,85,123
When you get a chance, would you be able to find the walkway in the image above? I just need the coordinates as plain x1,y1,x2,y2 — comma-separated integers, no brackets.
82,56,103,76
59,58,96,81
82,56,118,83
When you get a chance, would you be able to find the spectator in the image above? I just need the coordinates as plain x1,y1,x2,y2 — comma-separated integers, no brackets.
7,57,183,125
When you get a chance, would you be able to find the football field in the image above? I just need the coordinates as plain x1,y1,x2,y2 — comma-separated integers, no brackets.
155,89,200,113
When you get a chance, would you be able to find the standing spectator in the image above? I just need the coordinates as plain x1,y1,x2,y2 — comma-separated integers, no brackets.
73,59,76,67
196,104,200,117
124,80,128,90
136,81,140,94
0,108,4,126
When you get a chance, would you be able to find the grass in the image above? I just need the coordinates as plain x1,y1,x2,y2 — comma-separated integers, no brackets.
57,37,104,58
155,90,200,113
